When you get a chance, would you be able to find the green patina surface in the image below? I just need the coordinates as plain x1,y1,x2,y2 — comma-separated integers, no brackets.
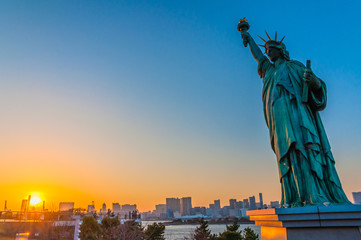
238,18,350,207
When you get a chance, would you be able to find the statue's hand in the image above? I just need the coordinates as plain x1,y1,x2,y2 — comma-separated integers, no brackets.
304,69,321,90
241,31,250,47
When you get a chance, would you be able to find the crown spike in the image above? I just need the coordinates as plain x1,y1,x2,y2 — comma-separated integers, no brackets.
280,35,286,43
257,35,267,43
258,44,266,47
275,32,277,41
265,31,271,40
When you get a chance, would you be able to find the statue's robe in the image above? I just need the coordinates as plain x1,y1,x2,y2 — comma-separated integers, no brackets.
258,56,350,206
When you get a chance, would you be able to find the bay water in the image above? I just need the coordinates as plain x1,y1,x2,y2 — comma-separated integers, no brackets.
142,221,260,240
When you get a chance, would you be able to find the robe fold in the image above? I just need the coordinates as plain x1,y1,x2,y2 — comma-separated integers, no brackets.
258,56,350,206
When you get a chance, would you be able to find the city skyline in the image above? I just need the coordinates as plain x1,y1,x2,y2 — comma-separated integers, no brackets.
3,190,361,213
1,1,361,212
4,193,271,213
3,193,275,212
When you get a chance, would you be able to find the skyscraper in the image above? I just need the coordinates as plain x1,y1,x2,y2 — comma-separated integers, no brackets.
180,197,192,216
243,199,249,209
102,203,106,213
122,204,137,211
229,199,237,209
20,200,27,213
27,195,31,212
214,199,221,209
154,204,167,218
236,201,244,209
259,193,264,209
166,198,180,217
353,192,361,204
87,205,95,213
249,196,256,210
112,203,121,213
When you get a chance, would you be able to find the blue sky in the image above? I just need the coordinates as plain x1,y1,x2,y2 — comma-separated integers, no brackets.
0,0,360,211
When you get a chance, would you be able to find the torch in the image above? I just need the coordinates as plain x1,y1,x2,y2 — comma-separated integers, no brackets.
237,17,250,47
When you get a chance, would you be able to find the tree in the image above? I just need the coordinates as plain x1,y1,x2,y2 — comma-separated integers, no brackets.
243,227,259,240
212,221,259,240
218,221,242,240
79,216,101,240
192,218,217,240
144,222,166,240
101,217,120,240
118,220,145,240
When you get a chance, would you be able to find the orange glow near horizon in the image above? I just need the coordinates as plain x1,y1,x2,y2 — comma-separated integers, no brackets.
0,140,357,213
0,179,356,213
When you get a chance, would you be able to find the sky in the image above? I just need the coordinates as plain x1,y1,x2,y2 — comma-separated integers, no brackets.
1,0,361,212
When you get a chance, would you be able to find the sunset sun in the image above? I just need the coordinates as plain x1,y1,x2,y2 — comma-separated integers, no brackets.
29,195,42,206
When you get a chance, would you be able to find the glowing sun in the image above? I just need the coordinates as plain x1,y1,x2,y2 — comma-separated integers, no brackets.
30,196,42,205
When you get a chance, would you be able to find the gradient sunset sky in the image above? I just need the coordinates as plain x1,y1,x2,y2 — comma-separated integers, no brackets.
1,0,361,212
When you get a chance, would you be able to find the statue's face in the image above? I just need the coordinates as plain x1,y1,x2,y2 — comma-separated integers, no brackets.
266,47,282,62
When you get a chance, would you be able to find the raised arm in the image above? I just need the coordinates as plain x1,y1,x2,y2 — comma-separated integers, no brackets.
241,31,265,64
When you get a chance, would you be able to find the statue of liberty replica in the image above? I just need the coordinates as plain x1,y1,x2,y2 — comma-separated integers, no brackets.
238,18,350,207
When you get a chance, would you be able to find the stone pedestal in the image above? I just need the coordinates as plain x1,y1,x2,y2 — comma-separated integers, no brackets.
247,205,361,240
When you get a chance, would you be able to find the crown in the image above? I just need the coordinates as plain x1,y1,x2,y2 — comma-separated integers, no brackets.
258,31,285,49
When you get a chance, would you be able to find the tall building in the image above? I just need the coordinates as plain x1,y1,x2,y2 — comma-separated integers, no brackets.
27,195,31,212
236,201,244,209
180,197,192,216
249,196,256,210
166,198,180,218
112,203,121,213
243,199,249,209
214,200,221,209
59,202,75,212
259,193,263,209
20,200,27,213
87,205,95,213
102,203,106,213
353,192,361,204
154,204,167,218
229,199,237,209
87,201,95,213
156,204,167,211
122,204,137,211
166,198,180,212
